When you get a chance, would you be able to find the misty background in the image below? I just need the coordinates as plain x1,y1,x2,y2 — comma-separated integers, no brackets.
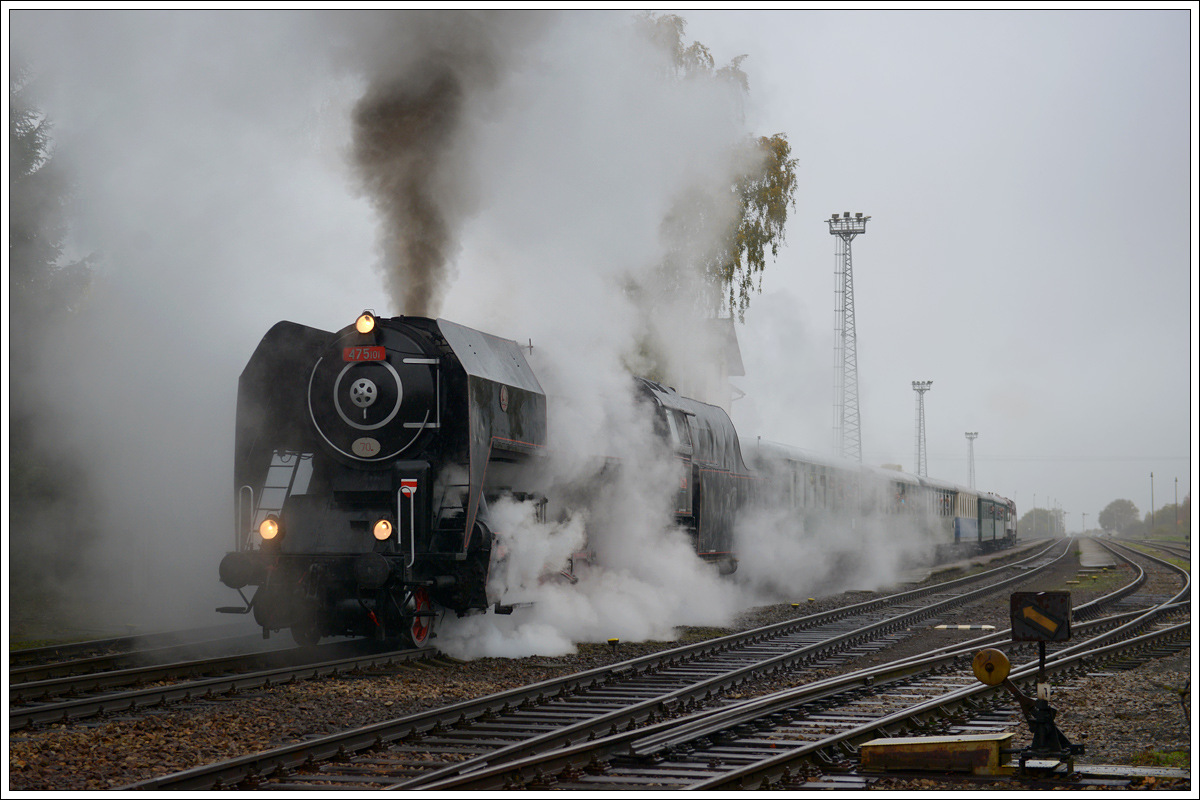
683,10,1194,535
5,10,1194,643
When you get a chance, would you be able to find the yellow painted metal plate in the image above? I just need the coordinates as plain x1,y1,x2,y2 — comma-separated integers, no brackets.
972,648,1011,686
860,733,1015,773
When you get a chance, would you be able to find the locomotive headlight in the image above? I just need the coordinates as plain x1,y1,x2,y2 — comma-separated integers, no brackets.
355,311,376,334
372,518,393,541
259,515,282,541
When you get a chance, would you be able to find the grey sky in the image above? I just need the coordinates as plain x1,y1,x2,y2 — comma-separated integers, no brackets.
682,10,1195,529
4,8,1194,629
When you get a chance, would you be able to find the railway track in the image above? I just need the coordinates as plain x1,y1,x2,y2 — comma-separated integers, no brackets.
9,640,436,731
10,633,342,689
8,622,263,669
473,617,1190,791
120,536,1191,791
122,539,1082,790
359,539,1193,790
1131,538,1190,564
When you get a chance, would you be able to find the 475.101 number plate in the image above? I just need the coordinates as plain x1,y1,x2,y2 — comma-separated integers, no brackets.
343,346,386,362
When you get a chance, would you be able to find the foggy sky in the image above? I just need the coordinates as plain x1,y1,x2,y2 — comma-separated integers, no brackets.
3,10,1195,633
684,9,1195,530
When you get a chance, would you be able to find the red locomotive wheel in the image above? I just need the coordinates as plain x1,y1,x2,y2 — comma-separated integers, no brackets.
406,587,434,648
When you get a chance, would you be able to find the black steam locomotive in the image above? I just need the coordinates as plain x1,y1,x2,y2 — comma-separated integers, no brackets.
218,313,550,646
218,312,1013,647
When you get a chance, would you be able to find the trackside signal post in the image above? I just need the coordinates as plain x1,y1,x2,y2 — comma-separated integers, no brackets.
973,591,1084,775
859,590,1083,778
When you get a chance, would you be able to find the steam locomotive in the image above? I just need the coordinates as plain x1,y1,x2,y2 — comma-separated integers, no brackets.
217,312,1014,646
218,313,549,646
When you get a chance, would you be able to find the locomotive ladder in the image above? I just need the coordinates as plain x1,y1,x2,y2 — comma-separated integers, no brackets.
237,450,310,550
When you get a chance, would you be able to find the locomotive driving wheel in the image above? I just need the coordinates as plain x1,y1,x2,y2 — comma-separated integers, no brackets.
290,620,322,648
404,587,434,648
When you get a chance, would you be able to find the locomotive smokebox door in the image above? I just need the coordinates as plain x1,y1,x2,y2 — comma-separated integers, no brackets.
1010,591,1071,642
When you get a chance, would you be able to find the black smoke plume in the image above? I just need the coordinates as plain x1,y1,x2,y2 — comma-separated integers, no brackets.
345,11,544,316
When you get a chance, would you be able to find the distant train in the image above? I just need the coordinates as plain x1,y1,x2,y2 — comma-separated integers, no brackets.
746,441,1016,556
218,313,1015,646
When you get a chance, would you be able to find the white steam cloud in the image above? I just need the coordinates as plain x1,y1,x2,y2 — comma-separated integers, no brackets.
8,11,933,648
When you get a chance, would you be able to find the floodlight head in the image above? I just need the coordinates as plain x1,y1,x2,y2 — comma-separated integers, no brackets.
828,211,870,236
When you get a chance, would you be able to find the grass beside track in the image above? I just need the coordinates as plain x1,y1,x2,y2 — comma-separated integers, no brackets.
1133,749,1190,769
1060,565,1132,594
1122,542,1190,573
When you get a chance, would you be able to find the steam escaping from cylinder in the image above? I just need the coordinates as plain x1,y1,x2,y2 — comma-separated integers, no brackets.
437,411,745,661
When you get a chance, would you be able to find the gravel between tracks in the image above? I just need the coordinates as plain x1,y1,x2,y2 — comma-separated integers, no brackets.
8,542,1192,791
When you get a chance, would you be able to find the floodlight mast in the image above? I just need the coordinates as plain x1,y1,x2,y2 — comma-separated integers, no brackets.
912,381,932,476
965,432,978,489
828,211,870,462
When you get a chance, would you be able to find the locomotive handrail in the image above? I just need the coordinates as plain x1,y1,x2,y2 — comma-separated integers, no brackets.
399,487,416,570
236,485,254,551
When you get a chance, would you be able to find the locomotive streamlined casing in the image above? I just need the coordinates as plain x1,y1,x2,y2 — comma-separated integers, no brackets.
222,314,546,645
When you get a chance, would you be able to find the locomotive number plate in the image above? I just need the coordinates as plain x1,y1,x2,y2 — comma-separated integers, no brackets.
343,346,386,362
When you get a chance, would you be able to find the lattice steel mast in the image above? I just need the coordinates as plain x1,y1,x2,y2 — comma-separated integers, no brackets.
828,212,870,462
965,431,978,489
912,381,932,476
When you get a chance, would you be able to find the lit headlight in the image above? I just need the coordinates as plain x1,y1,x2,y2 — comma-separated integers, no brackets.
259,515,281,541
372,519,393,541
355,311,376,334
